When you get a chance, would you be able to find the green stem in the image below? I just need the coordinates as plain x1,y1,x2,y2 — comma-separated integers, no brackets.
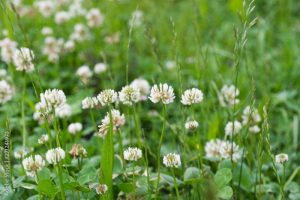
100,106,114,199
35,171,42,200
281,164,286,199
44,119,53,148
57,164,66,200
89,109,98,132
171,168,180,200
155,105,166,198
132,106,141,148
132,162,136,200
21,73,27,148
52,107,61,147
117,130,125,168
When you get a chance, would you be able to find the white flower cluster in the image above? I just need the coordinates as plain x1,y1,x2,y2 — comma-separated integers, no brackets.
105,32,120,44
219,84,239,106
69,144,87,158
55,103,72,118
205,139,241,162
185,120,199,130
94,63,107,74
149,83,175,104
43,36,64,63
55,11,71,24
163,153,181,168
97,89,118,106
275,153,288,164
82,96,100,109
0,80,14,104
76,65,93,84
119,85,141,105
95,184,108,195
68,122,82,134
34,89,71,121
181,88,203,105
242,106,261,134
165,60,176,70
14,148,29,159
41,27,53,35
124,147,142,161
130,78,150,101
22,155,45,177
46,147,65,165
129,10,143,27
0,38,17,63
71,24,90,42
38,134,49,144
13,47,35,72
86,8,104,27
97,109,125,138
34,1,55,18
42,89,67,107
224,121,242,137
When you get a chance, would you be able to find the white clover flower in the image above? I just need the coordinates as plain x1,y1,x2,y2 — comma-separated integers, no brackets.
41,27,53,35
82,96,99,109
163,153,181,168
249,125,260,134
124,147,142,161
0,80,14,104
275,153,288,164
11,0,30,17
219,84,239,106
219,141,241,162
130,78,150,101
0,69,7,77
71,23,89,42
185,120,199,130
97,109,125,138
69,144,87,158
242,106,261,125
119,85,141,105
165,60,176,70
38,134,49,144
14,148,29,159
0,38,17,63
64,40,75,52
105,32,120,44
86,8,104,27
35,101,48,113
205,139,223,159
76,65,93,84
68,122,82,134
95,184,108,195
55,11,71,24
225,121,242,137
13,47,35,72
94,63,107,74
22,155,45,177
41,89,66,108
97,89,118,106
129,10,143,27
46,147,65,165
34,100,52,118
68,0,86,17
181,88,203,105
55,103,72,118
43,37,64,63
34,0,55,17
149,83,175,104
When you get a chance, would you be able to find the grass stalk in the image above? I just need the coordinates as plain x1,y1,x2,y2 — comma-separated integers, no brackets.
155,105,166,198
